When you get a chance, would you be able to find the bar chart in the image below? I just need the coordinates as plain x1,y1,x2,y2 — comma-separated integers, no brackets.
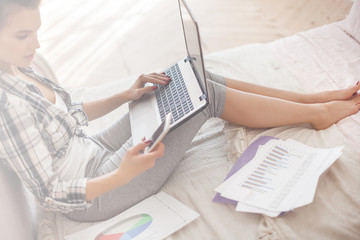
217,139,343,214
240,144,299,195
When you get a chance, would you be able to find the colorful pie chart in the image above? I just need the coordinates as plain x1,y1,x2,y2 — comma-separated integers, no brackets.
95,214,152,240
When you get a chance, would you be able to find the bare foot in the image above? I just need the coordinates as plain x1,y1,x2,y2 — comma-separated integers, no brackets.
314,82,360,103
312,94,360,130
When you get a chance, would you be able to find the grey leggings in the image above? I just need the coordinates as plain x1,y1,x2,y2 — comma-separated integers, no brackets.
65,72,226,222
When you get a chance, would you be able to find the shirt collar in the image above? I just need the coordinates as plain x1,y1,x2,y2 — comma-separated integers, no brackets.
0,68,31,96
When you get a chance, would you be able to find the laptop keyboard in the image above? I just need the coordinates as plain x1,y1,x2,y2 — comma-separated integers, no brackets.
155,63,194,123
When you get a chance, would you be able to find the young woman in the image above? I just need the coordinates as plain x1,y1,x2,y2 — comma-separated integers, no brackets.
0,0,359,222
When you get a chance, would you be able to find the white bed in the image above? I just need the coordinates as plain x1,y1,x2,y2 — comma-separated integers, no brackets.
10,1,360,239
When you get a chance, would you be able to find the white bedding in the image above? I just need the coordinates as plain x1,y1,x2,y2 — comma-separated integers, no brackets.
38,20,360,240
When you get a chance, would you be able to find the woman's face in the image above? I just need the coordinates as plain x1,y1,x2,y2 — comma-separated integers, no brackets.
0,6,41,70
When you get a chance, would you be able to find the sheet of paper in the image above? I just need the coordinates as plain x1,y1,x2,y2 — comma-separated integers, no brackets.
65,191,199,240
283,139,343,208
218,139,343,212
235,201,282,217
215,144,270,194
213,136,278,204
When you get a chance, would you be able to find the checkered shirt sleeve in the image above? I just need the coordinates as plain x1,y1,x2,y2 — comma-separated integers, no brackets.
0,93,91,213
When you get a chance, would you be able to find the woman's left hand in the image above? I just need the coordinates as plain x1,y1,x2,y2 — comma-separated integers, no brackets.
127,72,170,101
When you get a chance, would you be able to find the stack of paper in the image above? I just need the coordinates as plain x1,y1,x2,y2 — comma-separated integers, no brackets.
215,138,343,217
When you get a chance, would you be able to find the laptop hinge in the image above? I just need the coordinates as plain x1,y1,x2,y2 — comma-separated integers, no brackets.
184,57,196,63
199,94,207,101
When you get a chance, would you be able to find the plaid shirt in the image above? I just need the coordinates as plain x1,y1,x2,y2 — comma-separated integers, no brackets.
0,67,92,213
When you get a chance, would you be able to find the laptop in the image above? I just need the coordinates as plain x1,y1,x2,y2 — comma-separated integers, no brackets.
129,0,208,144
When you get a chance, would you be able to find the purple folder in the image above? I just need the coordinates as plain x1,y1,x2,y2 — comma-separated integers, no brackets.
213,135,278,204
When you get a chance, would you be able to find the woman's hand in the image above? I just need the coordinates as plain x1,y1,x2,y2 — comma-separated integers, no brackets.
117,141,165,183
85,141,164,202
127,73,170,101
83,73,169,121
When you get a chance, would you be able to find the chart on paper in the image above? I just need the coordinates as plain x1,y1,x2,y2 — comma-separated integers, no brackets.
95,214,153,240
65,192,199,240
242,144,294,193
220,140,327,211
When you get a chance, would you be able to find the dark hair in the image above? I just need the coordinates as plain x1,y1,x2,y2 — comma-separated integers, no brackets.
0,0,41,27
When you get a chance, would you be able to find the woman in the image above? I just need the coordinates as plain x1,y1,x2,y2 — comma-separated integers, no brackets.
0,0,359,222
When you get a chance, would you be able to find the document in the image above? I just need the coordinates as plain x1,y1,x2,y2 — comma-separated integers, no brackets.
215,138,342,217
65,191,199,240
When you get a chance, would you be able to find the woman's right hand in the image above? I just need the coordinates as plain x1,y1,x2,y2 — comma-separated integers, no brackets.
85,141,164,202
116,141,165,183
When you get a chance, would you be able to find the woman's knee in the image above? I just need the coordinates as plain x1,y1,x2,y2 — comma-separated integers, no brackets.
205,80,226,118
64,195,115,222
206,70,226,86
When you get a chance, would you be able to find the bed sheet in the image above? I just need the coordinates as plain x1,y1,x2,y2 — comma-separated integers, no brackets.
38,21,360,239
267,21,360,152
259,20,360,240
206,20,360,239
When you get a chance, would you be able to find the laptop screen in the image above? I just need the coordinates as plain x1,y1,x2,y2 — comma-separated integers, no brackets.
178,0,208,96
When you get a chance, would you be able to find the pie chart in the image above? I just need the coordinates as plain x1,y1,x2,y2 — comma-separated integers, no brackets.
95,214,153,240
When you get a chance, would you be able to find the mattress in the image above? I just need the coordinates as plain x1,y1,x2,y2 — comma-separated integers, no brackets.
38,20,360,240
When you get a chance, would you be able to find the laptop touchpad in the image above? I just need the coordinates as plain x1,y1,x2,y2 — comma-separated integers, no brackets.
129,94,159,145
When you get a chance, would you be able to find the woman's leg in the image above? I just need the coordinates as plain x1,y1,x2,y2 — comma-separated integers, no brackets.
221,86,360,130
65,78,226,222
92,113,132,152
225,78,360,104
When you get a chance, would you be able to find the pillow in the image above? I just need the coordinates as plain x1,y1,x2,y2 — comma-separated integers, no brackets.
345,0,360,42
